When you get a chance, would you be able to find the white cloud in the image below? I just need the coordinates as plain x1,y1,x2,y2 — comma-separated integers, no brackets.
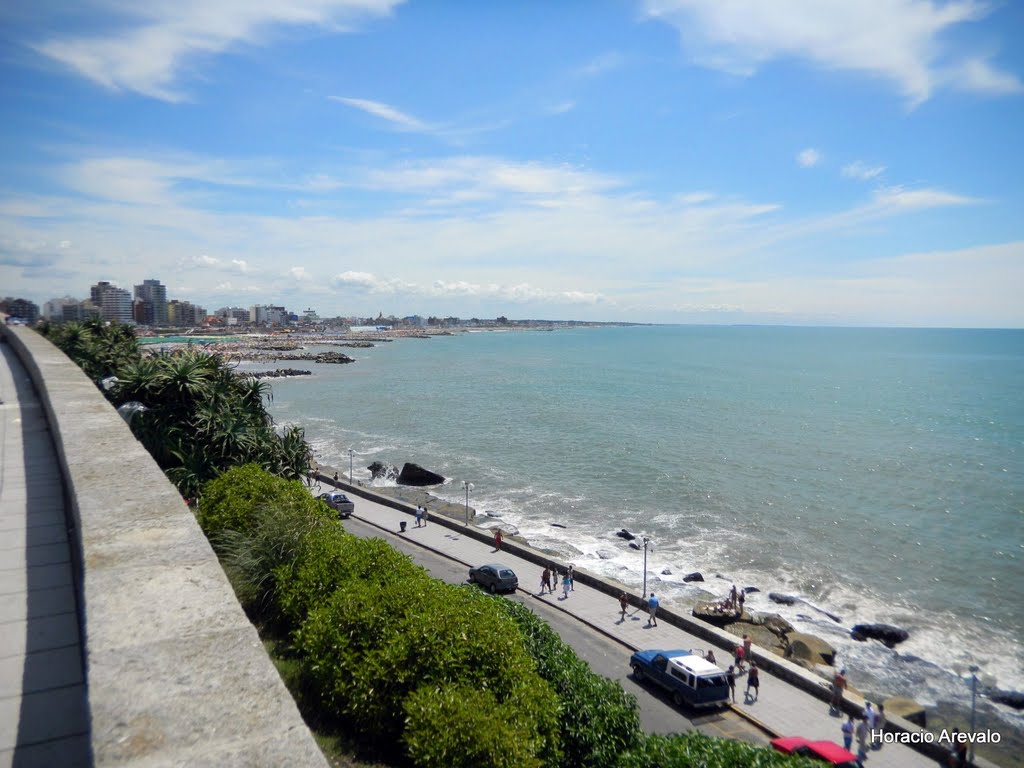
193,254,219,267
575,52,624,78
548,101,576,115
289,266,312,281
871,185,979,210
330,96,430,131
643,0,1022,104
797,148,822,168
842,161,886,181
333,272,605,304
34,0,404,101
231,258,249,272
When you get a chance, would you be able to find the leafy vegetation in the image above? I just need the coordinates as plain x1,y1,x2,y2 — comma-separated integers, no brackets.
495,600,643,768
38,320,312,497
618,732,820,768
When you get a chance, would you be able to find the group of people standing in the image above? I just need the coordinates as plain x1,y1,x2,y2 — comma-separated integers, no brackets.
539,565,574,598
840,702,887,760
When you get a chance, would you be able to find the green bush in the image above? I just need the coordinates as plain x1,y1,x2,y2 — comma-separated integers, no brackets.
496,600,642,768
198,463,325,544
619,732,821,768
403,683,544,768
217,502,334,622
295,576,561,764
275,526,422,625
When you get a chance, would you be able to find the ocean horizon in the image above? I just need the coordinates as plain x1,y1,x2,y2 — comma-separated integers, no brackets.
253,324,1023,736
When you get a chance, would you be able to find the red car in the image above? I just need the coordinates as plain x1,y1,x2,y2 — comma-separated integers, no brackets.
770,737,858,767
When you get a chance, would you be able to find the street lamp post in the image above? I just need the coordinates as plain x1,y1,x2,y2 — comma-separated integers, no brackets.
968,665,980,763
641,537,652,597
462,481,474,525
348,449,354,485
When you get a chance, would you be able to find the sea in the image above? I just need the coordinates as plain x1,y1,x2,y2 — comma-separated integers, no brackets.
252,325,1023,735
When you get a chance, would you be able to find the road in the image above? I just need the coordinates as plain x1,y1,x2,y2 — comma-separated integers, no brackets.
340,514,769,746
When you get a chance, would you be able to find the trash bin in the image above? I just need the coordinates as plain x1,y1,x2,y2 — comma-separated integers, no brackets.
400,521,407,533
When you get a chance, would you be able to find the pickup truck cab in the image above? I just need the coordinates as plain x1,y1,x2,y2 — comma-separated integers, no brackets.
629,649,730,709
318,491,355,518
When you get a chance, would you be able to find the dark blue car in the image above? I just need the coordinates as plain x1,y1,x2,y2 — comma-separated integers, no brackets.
629,649,730,709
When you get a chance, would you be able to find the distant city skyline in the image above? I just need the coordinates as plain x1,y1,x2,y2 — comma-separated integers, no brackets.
2,2,1023,327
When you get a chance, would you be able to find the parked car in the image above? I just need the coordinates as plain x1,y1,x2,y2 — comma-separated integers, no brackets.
318,491,355,518
629,649,730,709
770,737,858,767
468,563,518,593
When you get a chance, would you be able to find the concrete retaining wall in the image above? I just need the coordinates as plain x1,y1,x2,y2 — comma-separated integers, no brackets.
3,326,327,767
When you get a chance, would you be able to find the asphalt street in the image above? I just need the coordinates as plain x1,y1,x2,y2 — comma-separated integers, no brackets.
340,514,770,746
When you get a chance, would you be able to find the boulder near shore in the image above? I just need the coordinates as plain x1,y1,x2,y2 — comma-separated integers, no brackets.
397,462,445,486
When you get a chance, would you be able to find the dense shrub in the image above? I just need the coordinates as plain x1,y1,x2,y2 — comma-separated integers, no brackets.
619,732,821,768
403,683,544,768
198,463,325,543
496,599,643,768
275,526,422,625
295,576,561,764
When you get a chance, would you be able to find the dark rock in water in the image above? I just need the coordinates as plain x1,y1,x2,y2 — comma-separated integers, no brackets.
988,690,1024,710
628,541,641,550
397,462,445,486
615,529,636,541
692,601,740,627
851,623,910,648
661,568,672,575
769,592,800,605
597,550,616,560
551,523,567,528
683,571,704,583
744,586,760,594
367,461,399,481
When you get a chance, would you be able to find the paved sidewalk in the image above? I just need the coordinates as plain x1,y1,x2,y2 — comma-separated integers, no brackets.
331,483,937,768
0,341,90,767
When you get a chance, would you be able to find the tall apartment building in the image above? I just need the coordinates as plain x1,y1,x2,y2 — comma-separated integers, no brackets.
90,281,134,324
134,279,168,325
215,307,250,325
167,300,205,327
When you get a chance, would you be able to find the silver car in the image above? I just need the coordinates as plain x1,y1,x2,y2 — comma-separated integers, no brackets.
318,491,355,518
468,563,519,594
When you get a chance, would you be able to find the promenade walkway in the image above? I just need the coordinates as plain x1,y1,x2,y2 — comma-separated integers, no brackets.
0,339,90,766
324,479,941,768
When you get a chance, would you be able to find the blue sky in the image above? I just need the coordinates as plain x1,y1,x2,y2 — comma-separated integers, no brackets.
2,0,1022,326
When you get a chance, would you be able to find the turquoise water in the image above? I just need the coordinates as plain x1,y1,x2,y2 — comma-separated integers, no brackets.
260,326,1023,721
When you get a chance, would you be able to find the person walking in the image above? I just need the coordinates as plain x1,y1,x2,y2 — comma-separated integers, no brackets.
855,717,869,763
618,592,628,622
830,668,847,712
745,661,760,701
415,506,423,527
494,529,503,551
548,568,557,593
562,572,572,599
567,564,575,591
729,584,738,609
738,589,745,613
872,703,886,750
726,665,737,702
333,471,339,486
742,633,752,660
647,593,660,626
540,567,551,595
734,643,746,673
841,715,854,751
421,505,428,526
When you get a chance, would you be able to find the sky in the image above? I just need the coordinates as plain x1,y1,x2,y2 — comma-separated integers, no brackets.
1,1,1023,327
